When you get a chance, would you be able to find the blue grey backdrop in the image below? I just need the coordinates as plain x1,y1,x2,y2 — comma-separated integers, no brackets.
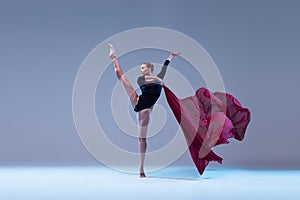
1,0,299,169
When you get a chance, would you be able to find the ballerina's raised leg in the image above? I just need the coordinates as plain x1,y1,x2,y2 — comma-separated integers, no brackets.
109,44,139,107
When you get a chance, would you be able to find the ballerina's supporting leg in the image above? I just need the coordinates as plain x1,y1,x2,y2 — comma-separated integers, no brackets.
112,57,149,177
138,108,151,178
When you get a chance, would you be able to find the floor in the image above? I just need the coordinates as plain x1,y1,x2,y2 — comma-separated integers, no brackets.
1,166,299,200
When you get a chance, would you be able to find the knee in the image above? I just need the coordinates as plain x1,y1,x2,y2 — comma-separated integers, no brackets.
139,120,149,127
139,138,147,144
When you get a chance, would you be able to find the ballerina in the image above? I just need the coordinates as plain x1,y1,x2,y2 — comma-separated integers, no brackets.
108,44,180,177
109,44,250,176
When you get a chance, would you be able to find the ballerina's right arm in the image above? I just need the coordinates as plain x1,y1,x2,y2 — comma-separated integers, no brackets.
144,75,164,85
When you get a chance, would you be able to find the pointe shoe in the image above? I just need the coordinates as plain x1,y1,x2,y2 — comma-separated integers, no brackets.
108,44,116,59
140,172,146,178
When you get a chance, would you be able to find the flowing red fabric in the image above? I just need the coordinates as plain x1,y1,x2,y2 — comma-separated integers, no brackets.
163,85,251,175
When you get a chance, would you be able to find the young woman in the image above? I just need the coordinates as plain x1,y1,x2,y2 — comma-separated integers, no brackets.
108,44,180,178
109,44,251,176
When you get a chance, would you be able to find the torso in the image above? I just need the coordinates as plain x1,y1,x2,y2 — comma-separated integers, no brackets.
134,76,162,112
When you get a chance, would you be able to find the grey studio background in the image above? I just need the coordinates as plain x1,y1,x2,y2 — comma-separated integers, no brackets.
1,0,299,170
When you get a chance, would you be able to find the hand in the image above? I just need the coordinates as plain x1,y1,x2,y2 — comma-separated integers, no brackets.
170,52,181,56
108,44,117,59
167,51,180,60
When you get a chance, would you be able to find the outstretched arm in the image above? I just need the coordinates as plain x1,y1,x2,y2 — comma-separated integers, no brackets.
157,52,181,79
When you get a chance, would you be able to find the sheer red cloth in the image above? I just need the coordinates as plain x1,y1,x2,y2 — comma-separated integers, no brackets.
163,85,251,175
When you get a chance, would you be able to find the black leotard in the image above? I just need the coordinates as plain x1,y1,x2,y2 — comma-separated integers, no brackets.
134,60,170,112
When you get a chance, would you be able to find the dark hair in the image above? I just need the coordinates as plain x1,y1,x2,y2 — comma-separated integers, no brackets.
143,62,154,73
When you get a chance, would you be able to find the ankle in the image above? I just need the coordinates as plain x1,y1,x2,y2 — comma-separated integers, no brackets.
139,172,146,178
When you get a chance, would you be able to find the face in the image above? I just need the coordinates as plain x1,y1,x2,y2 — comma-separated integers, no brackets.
140,64,151,75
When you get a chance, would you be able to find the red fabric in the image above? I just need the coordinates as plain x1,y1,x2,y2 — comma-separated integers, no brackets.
163,85,251,175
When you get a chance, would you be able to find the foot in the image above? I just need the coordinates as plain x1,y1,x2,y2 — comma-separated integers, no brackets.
140,172,146,178
108,44,116,59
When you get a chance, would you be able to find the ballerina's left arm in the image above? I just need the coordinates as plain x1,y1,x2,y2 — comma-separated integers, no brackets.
145,51,181,85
